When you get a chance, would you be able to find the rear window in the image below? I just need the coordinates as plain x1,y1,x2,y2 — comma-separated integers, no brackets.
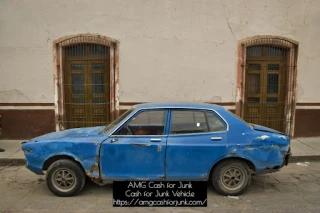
170,110,226,134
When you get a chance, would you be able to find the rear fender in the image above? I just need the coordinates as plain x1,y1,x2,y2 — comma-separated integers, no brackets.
226,134,290,173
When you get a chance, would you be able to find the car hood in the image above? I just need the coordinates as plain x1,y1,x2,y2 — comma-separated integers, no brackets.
251,124,287,135
30,126,104,141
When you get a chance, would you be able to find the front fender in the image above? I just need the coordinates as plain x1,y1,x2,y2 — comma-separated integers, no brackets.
22,141,100,178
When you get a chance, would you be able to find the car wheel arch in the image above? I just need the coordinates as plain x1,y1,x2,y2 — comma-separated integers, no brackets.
42,154,85,173
208,157,256,179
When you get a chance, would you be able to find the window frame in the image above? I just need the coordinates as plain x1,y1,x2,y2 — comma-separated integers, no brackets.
168,109,228,136
102,108,134,134
54,34,120,131
111,109,169,137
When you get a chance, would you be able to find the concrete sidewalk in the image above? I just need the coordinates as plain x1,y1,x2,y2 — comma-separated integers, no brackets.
0,137,320,165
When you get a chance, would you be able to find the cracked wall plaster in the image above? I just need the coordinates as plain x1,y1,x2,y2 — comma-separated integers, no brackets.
0,0,319,103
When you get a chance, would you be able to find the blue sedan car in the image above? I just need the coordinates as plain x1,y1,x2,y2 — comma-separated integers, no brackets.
22,103,291,197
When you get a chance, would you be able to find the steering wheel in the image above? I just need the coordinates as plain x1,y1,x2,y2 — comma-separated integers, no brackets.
126,125,133,135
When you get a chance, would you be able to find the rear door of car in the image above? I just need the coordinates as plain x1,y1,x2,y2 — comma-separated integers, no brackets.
165,109,228,180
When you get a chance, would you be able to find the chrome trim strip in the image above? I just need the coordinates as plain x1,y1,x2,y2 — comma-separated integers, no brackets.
168,131,227,136
111,135,167,137
150,138,162,142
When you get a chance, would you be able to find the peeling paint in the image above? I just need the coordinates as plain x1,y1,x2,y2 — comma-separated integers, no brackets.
235,88,241,103
89,164,99,174
256,135,270,140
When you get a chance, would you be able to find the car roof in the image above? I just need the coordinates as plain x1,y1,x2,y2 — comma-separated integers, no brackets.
133,102,225,111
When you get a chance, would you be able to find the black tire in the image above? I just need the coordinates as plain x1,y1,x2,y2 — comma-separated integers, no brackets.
46,159,86,197
212,159,251,196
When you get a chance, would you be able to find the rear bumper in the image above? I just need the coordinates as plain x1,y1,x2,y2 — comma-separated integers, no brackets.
283,147,291,166
258,147,291,174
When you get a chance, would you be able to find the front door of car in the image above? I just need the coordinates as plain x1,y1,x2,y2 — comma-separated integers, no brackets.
100,109,168,180
165,109,228,180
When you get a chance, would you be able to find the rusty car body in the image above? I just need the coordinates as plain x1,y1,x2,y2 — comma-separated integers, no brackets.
22,103,291,196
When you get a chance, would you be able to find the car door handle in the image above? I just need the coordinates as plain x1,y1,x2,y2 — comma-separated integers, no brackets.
211,137,222,141
150,138,161,142
132,143,151,147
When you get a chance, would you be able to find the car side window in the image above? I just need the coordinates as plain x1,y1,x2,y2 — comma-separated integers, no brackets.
115,110,166,136
206,112,226,132
170,111,208,134
170,110,226,134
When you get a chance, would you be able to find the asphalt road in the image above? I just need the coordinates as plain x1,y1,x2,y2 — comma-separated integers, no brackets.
0,162,320,213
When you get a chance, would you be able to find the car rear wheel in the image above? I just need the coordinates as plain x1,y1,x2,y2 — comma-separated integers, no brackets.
212,159,251,196
46,159,85,197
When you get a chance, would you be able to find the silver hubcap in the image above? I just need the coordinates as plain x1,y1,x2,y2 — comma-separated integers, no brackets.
52,169,76,192
221,166,245,191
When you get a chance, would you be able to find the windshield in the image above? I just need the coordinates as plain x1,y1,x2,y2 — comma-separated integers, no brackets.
102,108,134,134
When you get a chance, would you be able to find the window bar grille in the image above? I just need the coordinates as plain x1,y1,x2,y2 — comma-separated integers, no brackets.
60,36,112,129
243,38,294,133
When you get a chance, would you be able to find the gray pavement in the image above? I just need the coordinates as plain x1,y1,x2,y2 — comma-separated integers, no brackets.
1,137,320,165
0,140,24,159
0,161,320,212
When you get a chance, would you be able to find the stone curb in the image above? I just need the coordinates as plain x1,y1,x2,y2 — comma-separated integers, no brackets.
1,156,320,167
0,158,26,166
288,155,320,163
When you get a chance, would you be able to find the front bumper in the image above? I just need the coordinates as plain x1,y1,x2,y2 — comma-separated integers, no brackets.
22,141,44,175
26,162,44,175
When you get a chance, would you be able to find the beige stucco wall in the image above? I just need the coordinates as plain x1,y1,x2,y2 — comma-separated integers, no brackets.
0,0,319,103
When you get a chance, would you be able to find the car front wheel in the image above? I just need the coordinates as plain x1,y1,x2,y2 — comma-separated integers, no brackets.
46,159,86,197
212,159,251,196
